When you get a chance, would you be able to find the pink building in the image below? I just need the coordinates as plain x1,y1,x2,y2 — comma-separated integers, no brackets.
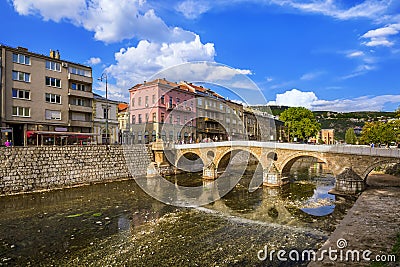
129,79,196,144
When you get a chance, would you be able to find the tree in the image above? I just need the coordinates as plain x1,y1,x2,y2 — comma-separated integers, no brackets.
345,128,357,144
360,121,398,145
279,107,321,142
396,106,400,118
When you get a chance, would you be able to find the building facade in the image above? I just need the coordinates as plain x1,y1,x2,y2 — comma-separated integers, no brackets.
117,103,130,144
93,93,119,144
320,129,335,144
0,45,93,146
129,79,196,144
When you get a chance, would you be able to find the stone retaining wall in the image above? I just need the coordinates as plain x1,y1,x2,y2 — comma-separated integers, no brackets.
0,145,153,195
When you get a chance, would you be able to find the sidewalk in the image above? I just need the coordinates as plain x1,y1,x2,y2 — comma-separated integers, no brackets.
309,184,400,266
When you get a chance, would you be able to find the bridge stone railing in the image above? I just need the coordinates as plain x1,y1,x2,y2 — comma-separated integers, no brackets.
174,141,400,158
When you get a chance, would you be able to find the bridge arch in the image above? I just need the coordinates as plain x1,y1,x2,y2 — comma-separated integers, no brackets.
280,152,328,176
361,159,400,179
215,147,263,171
176,151,205,173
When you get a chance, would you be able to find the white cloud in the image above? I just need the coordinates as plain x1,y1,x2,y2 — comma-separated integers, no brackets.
363,38,394,47
11,0,196,43
87,57,102,65
176,0,210,19
94,81,126,101
362,24,400,38
268,89,318,109
104,35,216,97
361,24,400,47
11,0,86,22
268,89,400,112
340,64,376,80
346,51,364,58
270,0,391,20
300,71,324,81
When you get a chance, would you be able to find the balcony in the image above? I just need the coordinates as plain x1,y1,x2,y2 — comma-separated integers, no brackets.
69,120,92,127
68,104,93,113
167,103,176,110
68,73,92,84
176,106,193,113
68,90,93,99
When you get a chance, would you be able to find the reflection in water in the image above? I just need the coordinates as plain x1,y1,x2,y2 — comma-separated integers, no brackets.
0,160,354,265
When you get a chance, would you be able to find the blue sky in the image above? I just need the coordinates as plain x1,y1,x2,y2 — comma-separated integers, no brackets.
1,0,400,112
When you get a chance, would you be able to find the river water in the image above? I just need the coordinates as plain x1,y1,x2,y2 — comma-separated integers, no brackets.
0,161,354,266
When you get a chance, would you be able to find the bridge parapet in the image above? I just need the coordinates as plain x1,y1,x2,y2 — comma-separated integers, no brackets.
175,141,400,158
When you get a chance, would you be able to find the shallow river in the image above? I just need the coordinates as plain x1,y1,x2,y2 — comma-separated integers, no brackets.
0,163,354,266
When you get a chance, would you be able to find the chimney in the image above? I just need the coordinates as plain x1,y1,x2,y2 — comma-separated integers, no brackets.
55,50,60,59
50,49,55,58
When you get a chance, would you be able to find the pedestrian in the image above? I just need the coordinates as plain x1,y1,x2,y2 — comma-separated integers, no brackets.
4,140,11,147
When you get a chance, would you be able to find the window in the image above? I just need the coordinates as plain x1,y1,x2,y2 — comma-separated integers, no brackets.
46,61,61,71
103,108,109,119
176,115,180,124
12,106,30,117
176,97,180,103
12,89,30,100
161,95,165,104
73,98,85,106
71,83,85,91
184,116,187,123
45,93,61,104
71,112,86,121
69,67,91,77
45,109,61,120
132,115,136,124
145,96,149,106
220,103,224,110
152,94,155,104
138,114,142,123
45,77,61,88
138,97,142,106
198,98,202,105
13,53,30,65
12,71,30,82
152,112,156,122
169,115,173,124
132,98,135,107
161,113,165,123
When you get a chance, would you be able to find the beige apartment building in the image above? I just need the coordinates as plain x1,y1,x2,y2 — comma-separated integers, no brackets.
0,45,93,146
93,93,119,145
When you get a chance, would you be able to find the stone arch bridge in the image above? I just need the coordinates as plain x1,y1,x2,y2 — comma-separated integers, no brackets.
151,141,400,194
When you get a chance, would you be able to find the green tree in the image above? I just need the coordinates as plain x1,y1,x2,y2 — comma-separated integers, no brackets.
396,106,400,118
345,128,357,144
279,107,321,142
360,121,398,145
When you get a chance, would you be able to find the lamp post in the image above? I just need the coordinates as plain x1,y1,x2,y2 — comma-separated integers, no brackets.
98,73,108,145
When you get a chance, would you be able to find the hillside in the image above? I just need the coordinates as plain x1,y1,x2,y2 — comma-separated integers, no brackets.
251,105,397,141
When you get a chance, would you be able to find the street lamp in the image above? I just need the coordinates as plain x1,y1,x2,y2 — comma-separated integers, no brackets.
98,73,108,145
